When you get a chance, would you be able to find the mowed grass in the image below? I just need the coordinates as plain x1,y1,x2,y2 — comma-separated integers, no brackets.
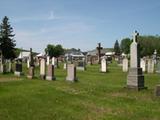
0,62,160,120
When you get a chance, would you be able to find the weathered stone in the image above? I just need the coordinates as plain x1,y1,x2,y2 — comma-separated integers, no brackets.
47,56,50,65
40,58,46,79
66,64,77,82
147,59,154,73
97,43,103,64
14,63,22,77
63,63,67,69
27,67,34,79
76,59,86,71
101,58,107,72
46,64,56,80
122,58,128,72
140,58,146,72
155,85,160,96
0,64,6,74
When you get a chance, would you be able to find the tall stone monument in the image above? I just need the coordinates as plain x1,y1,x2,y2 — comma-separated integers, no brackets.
97,43,103,64
127,31,146,90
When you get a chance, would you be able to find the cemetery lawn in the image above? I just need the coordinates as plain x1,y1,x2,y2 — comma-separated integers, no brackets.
0,62,160,120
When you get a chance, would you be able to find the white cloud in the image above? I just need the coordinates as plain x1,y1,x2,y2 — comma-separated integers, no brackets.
12,10,60,23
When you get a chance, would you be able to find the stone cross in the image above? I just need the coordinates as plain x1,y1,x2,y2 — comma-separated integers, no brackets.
96,43,103,64
29,48,34,67
133,30,139,43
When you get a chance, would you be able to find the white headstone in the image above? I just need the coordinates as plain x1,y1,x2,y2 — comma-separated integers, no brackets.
40,58,46,79
64,63,67,69
66,64,77,82
27,59,30,68
52,57,55,65
101,58,107,72
122,58,128,72
140,58,146,72
147,59,154,73
47,56,50,65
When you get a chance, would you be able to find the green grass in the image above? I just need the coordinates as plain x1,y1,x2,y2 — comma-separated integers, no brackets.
0,62,160,120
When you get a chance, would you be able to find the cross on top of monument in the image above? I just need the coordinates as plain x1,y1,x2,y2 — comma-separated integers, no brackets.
133,30,139,43
97,43,103,50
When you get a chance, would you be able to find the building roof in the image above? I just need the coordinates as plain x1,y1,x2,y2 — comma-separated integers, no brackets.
18,52,30,59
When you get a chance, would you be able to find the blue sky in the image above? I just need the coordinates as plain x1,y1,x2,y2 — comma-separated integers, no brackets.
0,0,160,52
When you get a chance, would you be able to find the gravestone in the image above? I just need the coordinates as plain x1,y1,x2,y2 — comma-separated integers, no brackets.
0,52,6,74
47,56,50,65
97,43,103,64
156,61,160,73
155,85,160,96
14,60,23,77
140,58,146,72
66,64,77,82
27,67,34,79
52,57,57,68
46,64,56,80
40,58,46,79
122,58,128,72
101,58,107,72
76,58,86,71
8,60,12,72
27,59,30,68
118,56,123,66
147,59,154,73
127,31,146,90
63,63,67,69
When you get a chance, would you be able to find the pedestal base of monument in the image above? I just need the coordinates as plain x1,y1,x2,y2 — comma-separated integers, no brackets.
40,75,46,80
155,84,160,96
66,77,78,82
127,68,147,91
46,76,56,81
14,71,23,77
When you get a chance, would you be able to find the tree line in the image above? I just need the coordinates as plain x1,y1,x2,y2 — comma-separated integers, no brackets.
114,35,160,57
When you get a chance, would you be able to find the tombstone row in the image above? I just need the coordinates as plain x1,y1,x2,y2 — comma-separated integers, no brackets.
122,57,156,73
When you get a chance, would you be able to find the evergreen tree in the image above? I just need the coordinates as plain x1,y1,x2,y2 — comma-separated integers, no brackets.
0,16,16,59
114,40,121,55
